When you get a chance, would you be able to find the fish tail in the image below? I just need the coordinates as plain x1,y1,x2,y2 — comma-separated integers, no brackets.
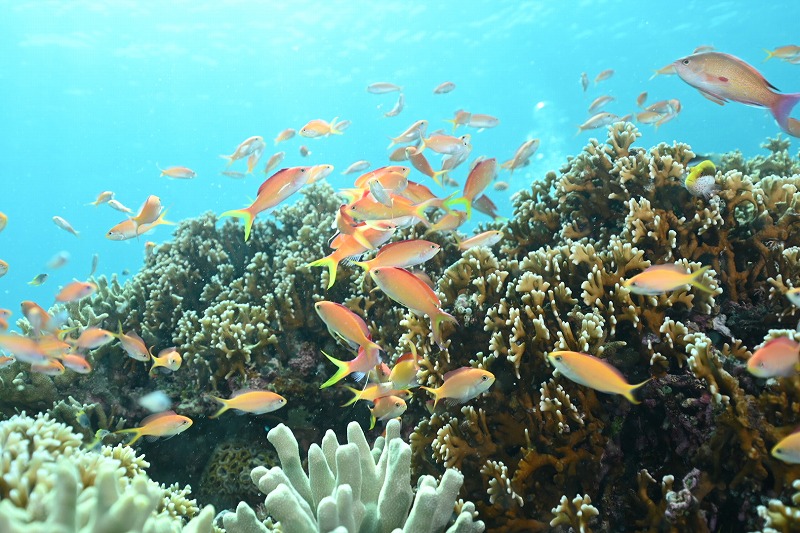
443,118,458,134
219,154,234,167
432,309,458,350
770,93,800,136
351,260,370,273
430,169,448,186
154,209,175,227
208,396,230,419
412,201,433,228
417,137,426,154
320,351,351,388
369,411,377,430
329,117,343,135
307,255,338,289
420,386,440,409
763,49,775,62
114,427,143,446
689,265,715,294
340,385,361,407
219,208,255,241
625,377,653,405
444,196,471,219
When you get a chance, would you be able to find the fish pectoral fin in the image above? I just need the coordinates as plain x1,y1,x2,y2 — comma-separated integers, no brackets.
697,89,728,106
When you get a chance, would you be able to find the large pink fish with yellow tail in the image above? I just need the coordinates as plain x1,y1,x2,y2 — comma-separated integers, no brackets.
673,51,800,137
220,166,310,241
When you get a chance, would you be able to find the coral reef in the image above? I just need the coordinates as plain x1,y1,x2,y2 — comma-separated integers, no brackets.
223,419,484,533
0,411,207,531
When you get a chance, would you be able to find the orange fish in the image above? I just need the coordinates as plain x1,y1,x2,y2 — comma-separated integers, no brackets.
0,211,7,233
420,367,495,408
623,264,712,295
263,151,286,175
588,95,615,113
417,134,470,156
772,430,800,464
71,327,115,350
352,240,440,272
547,350,649,404
113,323,150,362
106,210,174,241
60,353,92,374
389,343,420,389
150,347,182,374
368,395,407,429
31,359,65,376
308,226,396,288
405,147,448,184
457,230,503,250
299,117,342,138
87,191,114,206
220,167,310,240
274,128,296,144
387,120,428,148
764,45,800,62
158,165,196,179
306,164,335,184
500,139,539,175
132,195,164,229
55,281,97,303
466,114,500,129
314,301,382,356
673,52,800,137
370,266,457,349
594,69,614,84
209,390,287,418
747,337,800,378
221,136,265,167
446,158,497,218
114,411,192,445
340,382,411,407
320,347,381,388
0,334,49,364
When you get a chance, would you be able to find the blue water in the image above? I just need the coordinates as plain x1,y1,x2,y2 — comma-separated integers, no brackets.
2,0,799,315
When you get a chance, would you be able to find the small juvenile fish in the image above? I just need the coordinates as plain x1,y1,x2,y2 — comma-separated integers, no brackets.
548,351,649,403
47,251,70,269
263,151,285,175
208,390,287,418
221,170,247,179
274,128,296,144
772,430,800,464
624,264,712,294
747,337,800,378
588,95,615,113
636,91,648,108
493,181,509,191
384,93,405,117
369,395,407,430
299,117,342,138
114,411,192,445
342,160,371,175
150,347,182,374
367,82,402,94
764,45,800,62
28,273,48,286
299,145,311,157
158,165,196,179
580,72,589,92
684,160,718,198
420,367,495,408
53,216,79,237
457,230,503,250
306,164,335,184
433,81,456,94
87,191,114,206
594,69,614,84
107,199,133,214
89,253,99,276
55,281,97,303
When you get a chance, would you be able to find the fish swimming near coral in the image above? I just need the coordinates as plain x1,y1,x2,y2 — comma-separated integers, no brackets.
624,264,713,295
772,429,800,464
114,411,192,445
319,348,381,389
208,390,287,418
547,350,650,404
747,337,800,378
420,367,495,409
368,395,407,430
684,160,719,198
672,51,800,137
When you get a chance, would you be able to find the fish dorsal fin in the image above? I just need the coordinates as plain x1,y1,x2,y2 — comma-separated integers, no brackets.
645,264,686,274
762,337,800,351
230,389,257,398
126,330,144,342
443,367,473,381
141,410,177,426
395,352,416,365
157,346,177,357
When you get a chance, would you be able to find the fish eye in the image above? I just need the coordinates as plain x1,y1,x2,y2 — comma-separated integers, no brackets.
481,375,488,381
554,355,562,362
395,402,401,407
682,59,690,65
